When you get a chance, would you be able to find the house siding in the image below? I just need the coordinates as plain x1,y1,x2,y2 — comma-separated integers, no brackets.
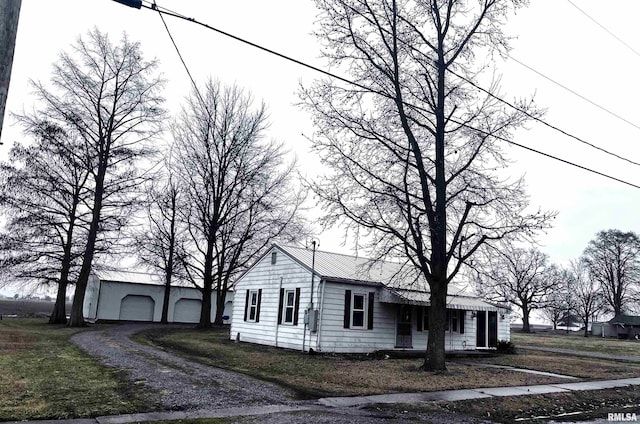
230,245,510,353
230,250,315,350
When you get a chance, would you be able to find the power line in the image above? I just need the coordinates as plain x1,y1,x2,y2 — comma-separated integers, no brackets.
132,1,640,190
508,55,640,133
567,0,640,59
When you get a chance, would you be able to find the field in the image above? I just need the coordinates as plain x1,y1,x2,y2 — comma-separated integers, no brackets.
511,330,640,358
0,299,71,317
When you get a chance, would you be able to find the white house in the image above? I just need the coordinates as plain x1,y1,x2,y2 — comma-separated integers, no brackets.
83,270,234,323
230,244,509,353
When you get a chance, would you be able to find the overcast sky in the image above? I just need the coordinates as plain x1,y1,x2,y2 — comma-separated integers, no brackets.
1,0,639,287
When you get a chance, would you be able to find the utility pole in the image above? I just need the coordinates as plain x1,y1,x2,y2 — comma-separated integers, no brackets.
0,0,22,141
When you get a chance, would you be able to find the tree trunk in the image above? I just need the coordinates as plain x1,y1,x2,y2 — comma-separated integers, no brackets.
583,317,589,337
69,162,106,327
161,274,171,324
423,281,447,371
49,281,68,324
213,289,227,325
522,310,531,333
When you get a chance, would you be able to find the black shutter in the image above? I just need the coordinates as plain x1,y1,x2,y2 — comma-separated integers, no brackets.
417,307,423,332
424,307,429,331
293,288,301,325
343,290,351,328
367,292,375,330
243,290,249,321
460,310,465,334
277,288,284,324
255,289,262,322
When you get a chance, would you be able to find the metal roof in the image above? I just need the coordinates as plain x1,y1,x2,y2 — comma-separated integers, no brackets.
378,288,498,311
609,314,640,326
95,270,164,286
277,244,475,296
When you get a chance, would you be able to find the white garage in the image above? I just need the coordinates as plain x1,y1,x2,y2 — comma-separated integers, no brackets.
173,298,202,323
119,295,155,321
83,271,234,324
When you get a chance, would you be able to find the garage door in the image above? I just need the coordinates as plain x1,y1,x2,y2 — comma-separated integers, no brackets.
119,295,155,321
173,298,202,323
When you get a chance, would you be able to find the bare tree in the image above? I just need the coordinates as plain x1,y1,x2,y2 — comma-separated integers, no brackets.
475,245,557,333
27,28,166,326
540,269,572,331
174,79,306,327
0,122,91,323
301,0,553,369
569,258,604,337
130,166,187,324
583,229,640,316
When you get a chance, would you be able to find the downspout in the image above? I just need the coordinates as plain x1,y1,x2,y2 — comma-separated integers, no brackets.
317,278,326,352
275,277,283,347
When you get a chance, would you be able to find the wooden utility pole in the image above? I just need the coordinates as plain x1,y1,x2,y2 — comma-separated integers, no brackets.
0,0,22,141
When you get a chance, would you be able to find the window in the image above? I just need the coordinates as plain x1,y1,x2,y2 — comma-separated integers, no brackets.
271,251,277,265
417,306,429,332
278,287,300,325
243,289,262,323
284,290,295,324
343,290,375,330
352,293,366,328
445,309,465,334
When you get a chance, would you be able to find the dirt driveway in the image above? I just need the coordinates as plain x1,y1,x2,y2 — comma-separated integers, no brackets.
70,323,491,423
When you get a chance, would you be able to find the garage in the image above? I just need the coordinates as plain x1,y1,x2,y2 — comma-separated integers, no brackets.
119,295,155,321
173,298,202,323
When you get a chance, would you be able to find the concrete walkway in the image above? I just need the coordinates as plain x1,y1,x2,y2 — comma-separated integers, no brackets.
517,345,640,363
317,377,640,407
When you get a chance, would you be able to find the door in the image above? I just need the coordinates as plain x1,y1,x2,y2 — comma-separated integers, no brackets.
488,311,498,348
396,305,412,348
119,295,154,321
173,298,202,323
476,311,487,348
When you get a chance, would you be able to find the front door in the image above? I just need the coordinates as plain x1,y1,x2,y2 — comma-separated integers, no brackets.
476,311,487,348
488,311,498,348
396,305,412,348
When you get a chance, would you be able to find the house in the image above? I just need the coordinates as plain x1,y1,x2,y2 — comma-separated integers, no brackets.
592,314,640,339
230,244,509,353
83,270,233,323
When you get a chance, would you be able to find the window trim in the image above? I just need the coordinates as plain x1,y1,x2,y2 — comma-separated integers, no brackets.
248,290,259,322
351,292,367,329
283,289,296,325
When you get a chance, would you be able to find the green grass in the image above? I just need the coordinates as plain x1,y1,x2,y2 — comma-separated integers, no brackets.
0,318,154,421
511,330,640,358
137,327,597,398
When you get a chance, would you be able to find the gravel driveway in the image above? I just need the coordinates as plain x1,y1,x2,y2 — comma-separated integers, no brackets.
71,323,300,411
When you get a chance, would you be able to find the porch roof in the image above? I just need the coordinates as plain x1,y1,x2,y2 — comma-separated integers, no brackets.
379,288,498,311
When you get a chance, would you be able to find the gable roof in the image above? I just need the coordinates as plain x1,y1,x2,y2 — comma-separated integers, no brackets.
276,244,475,297
609,314,640,326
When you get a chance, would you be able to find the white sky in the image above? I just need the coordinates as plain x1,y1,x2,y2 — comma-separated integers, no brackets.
1,0,640,296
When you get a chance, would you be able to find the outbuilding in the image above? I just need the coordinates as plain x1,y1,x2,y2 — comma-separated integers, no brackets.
230,244,509,353
83,270,233,323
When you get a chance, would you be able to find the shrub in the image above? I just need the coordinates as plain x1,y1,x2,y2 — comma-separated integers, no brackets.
497,340,516,354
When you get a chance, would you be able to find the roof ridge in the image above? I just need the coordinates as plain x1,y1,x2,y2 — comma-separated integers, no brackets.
278,243,402,265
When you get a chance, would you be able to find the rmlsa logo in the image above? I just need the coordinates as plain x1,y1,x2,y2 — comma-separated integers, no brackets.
608,412,638,422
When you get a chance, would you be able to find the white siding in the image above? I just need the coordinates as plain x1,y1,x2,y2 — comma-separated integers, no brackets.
230,249,314,350
87,280,233,323
230,246,504,353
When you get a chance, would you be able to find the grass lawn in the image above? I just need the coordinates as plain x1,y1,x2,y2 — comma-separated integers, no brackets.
0,318,154,421
512,330,640,358
136,326,640,398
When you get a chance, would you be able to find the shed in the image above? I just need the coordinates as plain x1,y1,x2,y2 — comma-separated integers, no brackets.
230,244,509,353
83,271,233,323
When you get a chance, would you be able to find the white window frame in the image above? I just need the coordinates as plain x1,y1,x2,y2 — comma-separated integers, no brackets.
283,289,296,325
351,292,367,329
248,290,259,322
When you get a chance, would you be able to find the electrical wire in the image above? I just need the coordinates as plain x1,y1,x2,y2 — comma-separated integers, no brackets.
138,1,640,190
567,0,640,59
151,1,210,115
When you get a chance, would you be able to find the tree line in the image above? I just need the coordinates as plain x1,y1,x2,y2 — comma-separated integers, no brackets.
474,229,640,336
0,29,306,327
